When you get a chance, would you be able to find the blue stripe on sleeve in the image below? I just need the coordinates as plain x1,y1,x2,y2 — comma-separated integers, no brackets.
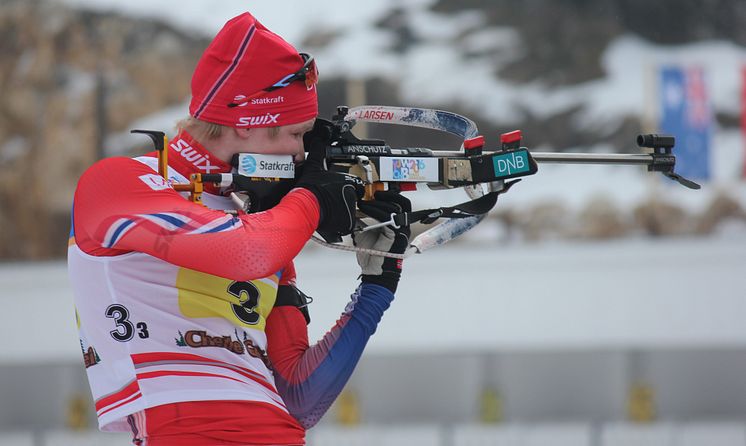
274,283,394,428
69,205,75,237
108,220,135,248
204,217,239,233
150,213,188,228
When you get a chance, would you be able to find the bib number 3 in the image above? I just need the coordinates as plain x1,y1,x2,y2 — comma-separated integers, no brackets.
105,304,149,341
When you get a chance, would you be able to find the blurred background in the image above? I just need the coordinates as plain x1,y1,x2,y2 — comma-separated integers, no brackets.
1,0,746,445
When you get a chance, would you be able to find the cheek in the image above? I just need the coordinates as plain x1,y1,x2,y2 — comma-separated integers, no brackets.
264,136,301,157
287,136,305,153
257,135,301,155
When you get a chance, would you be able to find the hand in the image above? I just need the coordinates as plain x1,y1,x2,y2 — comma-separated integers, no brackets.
302,118,335,170
353,191,411,293
296,119,364,238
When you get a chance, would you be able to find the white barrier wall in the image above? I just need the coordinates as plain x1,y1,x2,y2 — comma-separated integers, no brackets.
600,422,746,446
2,350,746,432
341,350,746,425
5,423,745,446
41,430,133,446
2,239,746,439
3,238,746,366
0,432,33,446
451,423,593,446
311,425,444,446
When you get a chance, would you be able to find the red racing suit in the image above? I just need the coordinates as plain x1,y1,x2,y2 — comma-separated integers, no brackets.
68,130,395,445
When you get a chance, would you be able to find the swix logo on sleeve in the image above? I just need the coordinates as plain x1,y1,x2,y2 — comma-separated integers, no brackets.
139,174,172,191
236,113,281,127
169,139,219,173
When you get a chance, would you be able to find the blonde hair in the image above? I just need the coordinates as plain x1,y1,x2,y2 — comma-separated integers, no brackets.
177,116,280,141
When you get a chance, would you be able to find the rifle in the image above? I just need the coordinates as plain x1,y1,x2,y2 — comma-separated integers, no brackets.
132,105,700,258
301,105,699,256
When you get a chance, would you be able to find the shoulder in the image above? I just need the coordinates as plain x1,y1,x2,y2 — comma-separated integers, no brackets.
77,156,163,191
80,156,155,178
73,156,175,219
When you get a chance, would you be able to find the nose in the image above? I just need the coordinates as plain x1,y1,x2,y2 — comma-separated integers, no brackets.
294,145,306,163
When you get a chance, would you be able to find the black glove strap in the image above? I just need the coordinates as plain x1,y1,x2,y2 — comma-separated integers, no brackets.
274,285,313,325
391,179,521,226
361,272,400,294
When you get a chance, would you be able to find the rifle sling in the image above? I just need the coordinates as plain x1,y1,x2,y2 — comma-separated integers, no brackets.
392,179,521,227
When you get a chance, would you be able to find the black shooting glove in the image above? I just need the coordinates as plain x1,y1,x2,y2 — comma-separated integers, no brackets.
353,191,412,293
296,119,365,239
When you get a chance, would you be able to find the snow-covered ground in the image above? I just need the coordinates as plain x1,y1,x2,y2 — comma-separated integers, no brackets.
1,235,744,364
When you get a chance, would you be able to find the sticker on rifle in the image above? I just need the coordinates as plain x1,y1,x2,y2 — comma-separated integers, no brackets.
492,150,531,177
379,157,439,182
237,154,295,178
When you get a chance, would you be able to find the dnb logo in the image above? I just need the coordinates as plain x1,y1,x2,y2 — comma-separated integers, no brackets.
241,155,257,175
176,268,278,329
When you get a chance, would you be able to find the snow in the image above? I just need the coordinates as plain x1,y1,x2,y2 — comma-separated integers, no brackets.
55,0,746,181
1,235,745,364
105,101,189,156
53,0,399,44
0,262,78,364
55,0,746,122
459,27,523,58
408,8,484,42
300,235,746,354
51,0,746,214
581,36,746,124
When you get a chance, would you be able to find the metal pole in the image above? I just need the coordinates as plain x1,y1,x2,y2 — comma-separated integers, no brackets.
436,150,655,166
346,79,368,139
530,152,653,165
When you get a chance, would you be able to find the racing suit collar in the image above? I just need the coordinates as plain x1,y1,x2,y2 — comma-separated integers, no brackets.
168,130,233,196
168,130,232,176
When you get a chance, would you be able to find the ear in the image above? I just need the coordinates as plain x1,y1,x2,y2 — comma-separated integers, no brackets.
233,127,252,140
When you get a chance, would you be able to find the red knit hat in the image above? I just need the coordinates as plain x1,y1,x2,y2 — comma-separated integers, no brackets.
189,13,318,128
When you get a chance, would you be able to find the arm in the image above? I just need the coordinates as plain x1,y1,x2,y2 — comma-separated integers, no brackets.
72,157,319,281
266,191,411,429
265,283,393,429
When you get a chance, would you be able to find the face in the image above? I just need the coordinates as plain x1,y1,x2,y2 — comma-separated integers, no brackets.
241,118,315,163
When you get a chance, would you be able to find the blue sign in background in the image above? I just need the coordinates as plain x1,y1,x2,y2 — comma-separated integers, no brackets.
659,66,712,181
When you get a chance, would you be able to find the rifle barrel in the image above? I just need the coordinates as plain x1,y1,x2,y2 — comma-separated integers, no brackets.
435,151,654,166
530,152,653,165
